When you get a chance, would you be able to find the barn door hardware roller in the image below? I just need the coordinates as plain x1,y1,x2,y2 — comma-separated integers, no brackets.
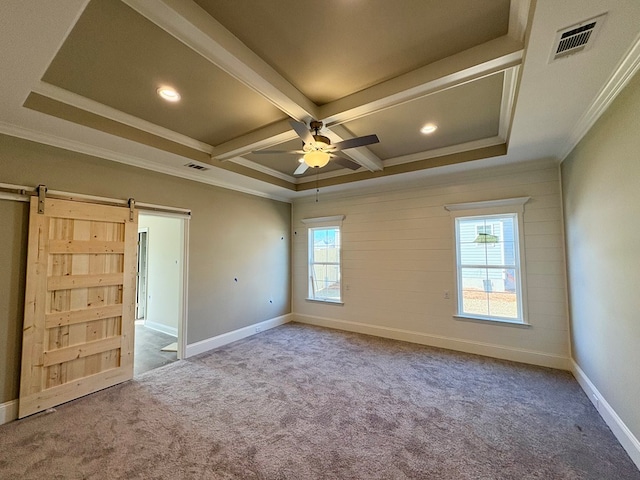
128,198,135,221
37,184,47,214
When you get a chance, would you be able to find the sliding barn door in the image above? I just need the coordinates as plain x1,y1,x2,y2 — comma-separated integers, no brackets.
19,197,138,418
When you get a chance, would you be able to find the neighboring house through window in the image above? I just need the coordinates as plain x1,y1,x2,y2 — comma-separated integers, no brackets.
445,198,530,325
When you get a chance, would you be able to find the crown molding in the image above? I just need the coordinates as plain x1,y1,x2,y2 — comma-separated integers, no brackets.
560,32,640,162
229,157,296,183
33,82,214,154
0,121,293,203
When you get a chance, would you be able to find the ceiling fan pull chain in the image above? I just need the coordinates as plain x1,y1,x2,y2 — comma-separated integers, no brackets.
315,170,320,203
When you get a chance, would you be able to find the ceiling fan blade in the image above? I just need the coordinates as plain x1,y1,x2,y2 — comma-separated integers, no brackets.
331,156,362,171
290,120,315,145
293,162,309,176
251,149,304,155
331,134,379,151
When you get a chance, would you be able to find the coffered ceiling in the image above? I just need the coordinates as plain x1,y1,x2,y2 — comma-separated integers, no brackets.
2,0,640,200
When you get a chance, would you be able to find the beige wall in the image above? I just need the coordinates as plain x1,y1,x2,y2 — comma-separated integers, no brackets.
292,160,570,368
0,200,28,405
0,134,291,404
138,214,183,336
562,71,640,439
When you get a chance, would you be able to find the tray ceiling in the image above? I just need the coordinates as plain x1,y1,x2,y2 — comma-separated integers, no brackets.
193,0,510,104
4,0,640,200
24,0,521,191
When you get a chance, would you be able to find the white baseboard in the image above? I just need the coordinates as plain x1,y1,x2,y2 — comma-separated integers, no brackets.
144,320,178,338
0,399,18,425
185,313,292,358
571,360,640,469
293,314,570,370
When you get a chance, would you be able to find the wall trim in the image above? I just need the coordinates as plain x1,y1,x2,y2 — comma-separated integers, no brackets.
185,313,292,358
444,196,530,212
571,360,640,469
144,320,178,338
0,399,19,426
293,314,570,370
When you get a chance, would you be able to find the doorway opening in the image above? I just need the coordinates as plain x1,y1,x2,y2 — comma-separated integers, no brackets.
134,212,188,376
136,229,148,320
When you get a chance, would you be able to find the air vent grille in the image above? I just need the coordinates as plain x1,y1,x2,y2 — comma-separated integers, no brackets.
550,13,606,62
184,162,210,171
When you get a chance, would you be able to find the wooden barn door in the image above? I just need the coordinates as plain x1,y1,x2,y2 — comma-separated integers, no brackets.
19,196,138,418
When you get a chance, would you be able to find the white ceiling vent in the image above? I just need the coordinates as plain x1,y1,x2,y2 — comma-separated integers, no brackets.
550,13,606,62
184,162,210,171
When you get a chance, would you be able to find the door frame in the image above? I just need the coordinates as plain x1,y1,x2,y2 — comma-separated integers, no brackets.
136,211,189,360
136,227,149,321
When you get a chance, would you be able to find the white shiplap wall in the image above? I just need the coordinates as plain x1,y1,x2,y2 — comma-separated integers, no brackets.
292,160,570,369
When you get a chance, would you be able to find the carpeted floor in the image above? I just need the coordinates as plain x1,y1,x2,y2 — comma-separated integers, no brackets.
1,323,638,479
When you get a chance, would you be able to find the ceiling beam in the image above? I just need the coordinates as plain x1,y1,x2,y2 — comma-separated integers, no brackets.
318,35,523,126
211,119,297,161
213,35,522,167
123,0,318,122
325,124,384,172
509,0,532,43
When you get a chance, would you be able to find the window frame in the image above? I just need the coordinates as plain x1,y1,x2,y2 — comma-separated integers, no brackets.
444,198,530,326
301,215,345,305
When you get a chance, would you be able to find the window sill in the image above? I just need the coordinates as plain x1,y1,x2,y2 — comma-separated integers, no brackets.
305,298,344,306
453,314,531,328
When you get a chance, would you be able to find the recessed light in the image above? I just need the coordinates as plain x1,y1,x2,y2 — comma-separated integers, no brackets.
157,86,181,102
420,123,437,134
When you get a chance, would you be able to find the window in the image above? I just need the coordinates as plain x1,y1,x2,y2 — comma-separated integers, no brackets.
308,226,342,302
301,215,345,304
445,198,529,325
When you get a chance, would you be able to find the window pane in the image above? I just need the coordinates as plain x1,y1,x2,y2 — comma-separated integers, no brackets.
460,267,489,316
328,244,340,263
458,216,517,267
312,228,340,263
312,264,340,300
461,267,519,319
487,268,518,319
459,240,488,265
488,291,518,319
314,244,328,262
314,228,338,247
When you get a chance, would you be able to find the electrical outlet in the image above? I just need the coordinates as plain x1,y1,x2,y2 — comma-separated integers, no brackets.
255,326,262,333
444,290,450,299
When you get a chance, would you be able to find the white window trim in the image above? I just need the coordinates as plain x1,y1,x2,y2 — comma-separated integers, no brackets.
445,197,530,326
301,215,345,226
302,215,345,305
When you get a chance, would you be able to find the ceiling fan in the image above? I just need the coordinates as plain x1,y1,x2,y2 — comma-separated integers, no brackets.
252,120,379,176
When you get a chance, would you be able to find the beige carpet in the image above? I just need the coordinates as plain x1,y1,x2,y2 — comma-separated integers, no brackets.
1,323,638,479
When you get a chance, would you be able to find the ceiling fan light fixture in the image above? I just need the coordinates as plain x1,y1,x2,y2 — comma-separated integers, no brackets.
420,123,437,134
304,150,330,168
157,86,181,102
